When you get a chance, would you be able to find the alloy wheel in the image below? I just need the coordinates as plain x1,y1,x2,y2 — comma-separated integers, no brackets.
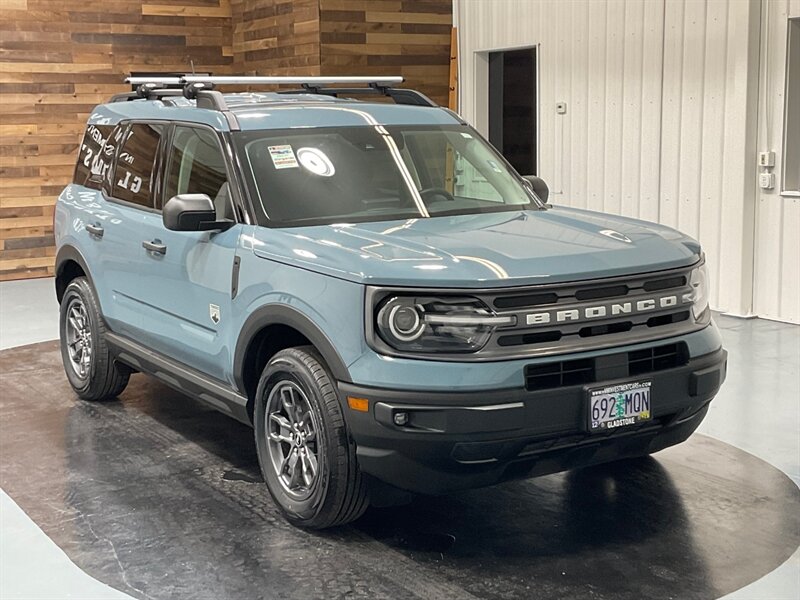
265,380,321,500
65,297,92,379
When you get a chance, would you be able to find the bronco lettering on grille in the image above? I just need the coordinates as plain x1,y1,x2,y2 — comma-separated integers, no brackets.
525,295,687,326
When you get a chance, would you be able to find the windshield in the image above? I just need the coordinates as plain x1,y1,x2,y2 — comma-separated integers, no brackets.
235,124,541,227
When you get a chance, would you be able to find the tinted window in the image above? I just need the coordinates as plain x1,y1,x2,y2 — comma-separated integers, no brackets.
163,126,231,219
74,124,114,189
102,125,128,194
402,130,506,203
234,125,536,227
112,123,164,208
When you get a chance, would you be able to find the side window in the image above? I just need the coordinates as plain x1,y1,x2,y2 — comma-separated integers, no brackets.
74,124,114,189
163,126,231,220
112,123,164,208
102,125,128,194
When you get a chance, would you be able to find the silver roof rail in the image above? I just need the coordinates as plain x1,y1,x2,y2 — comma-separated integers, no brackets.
120,74,437,110
126,75,404,87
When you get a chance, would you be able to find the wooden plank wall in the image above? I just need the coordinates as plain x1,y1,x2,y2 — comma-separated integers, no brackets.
319,0,451,106
231,0,321,76
0,0,233,281
1,0,452,281
230,0,452,102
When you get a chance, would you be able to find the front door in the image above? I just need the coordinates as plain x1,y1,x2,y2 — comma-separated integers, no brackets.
135,124,242,382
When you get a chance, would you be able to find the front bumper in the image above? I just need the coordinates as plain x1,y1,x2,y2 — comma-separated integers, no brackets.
339,347,727,495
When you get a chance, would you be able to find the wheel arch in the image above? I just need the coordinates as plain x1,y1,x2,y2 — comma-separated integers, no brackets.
234,305,352,418
55,245,95,303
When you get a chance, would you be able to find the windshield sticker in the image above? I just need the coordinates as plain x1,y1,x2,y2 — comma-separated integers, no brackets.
460,132,473,139
268,145,298,169
297,147,335,177
487,159,503,173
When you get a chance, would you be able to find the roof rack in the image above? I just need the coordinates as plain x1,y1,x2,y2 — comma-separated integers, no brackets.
125,75,404,87
125,76,185,86
110,84,184,104
118,74,437,109
181,75,404,87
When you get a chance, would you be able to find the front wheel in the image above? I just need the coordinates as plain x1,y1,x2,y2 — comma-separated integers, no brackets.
254,347,368,529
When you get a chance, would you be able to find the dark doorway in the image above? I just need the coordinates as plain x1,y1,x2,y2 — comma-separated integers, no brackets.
488,47,537,175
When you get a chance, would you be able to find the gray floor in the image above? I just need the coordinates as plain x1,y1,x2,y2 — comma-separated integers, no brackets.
0,277,60,351
697,316,800,600
0,277,797,599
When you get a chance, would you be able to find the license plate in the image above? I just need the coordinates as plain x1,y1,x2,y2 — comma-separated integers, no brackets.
588,381,652,432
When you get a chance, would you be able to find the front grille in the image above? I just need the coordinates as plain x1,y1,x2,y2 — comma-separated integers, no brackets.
492,269,689,312
525,357,594,389
643,275,687,292
497,330,562,346
575,284,629,301
578,321,633,337
628,343,688,376
493,292,558,309
646,310,690,328
481,264,702,358
524,342,688,391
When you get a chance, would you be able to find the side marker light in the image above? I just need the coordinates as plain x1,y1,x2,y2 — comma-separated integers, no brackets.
347,397,369,412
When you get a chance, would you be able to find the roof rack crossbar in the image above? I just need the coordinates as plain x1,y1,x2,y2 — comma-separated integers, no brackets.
126,76,183,86
125,75,405,87
120,74,436,109
181,75,404,87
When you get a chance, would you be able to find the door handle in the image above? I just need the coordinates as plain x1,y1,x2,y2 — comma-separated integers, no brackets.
85,223,104,238
142,240,167,255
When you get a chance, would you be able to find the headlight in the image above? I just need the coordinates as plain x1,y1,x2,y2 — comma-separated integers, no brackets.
376,295,516,353
684,263,710,321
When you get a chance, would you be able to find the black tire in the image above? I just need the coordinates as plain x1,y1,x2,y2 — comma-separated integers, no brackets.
254,346,368,529
59,277,130,401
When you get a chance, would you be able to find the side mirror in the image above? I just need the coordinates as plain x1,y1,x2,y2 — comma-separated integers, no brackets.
522,175,550,205
162,194,233,232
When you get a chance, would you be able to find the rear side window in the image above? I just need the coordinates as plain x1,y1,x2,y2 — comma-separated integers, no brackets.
74,124,114,189
112,123,164,208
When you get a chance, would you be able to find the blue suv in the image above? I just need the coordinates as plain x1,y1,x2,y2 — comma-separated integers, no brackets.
54,75,727,528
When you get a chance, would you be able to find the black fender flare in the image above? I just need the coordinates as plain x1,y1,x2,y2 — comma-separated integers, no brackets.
233,304,352,394
54,245,96,302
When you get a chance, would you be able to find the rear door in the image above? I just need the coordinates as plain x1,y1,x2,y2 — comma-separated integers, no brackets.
134,124,243,382
88,121,166,339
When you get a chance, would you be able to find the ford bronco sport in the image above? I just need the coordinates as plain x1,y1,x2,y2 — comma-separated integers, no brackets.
54,75,727,528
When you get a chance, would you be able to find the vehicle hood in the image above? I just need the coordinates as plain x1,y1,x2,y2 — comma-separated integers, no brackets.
247,206,702,288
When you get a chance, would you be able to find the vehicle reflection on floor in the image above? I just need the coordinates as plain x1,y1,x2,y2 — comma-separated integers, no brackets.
1,341,798,600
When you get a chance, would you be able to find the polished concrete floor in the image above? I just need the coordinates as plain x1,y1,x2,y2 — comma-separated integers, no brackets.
1,278,799,599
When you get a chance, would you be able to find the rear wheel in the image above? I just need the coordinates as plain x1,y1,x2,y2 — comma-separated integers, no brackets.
254,347,368,529
59,277,130,401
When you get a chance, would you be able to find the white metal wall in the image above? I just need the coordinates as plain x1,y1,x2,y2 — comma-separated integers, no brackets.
455,0,794,321
753,0,800,323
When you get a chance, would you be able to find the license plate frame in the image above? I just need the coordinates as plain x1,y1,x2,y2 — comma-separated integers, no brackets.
587,380,652,433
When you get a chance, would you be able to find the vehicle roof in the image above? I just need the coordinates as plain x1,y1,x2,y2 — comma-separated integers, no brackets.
87,93,463,132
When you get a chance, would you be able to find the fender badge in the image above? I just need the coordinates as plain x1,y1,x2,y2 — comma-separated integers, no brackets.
209,304,221,324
